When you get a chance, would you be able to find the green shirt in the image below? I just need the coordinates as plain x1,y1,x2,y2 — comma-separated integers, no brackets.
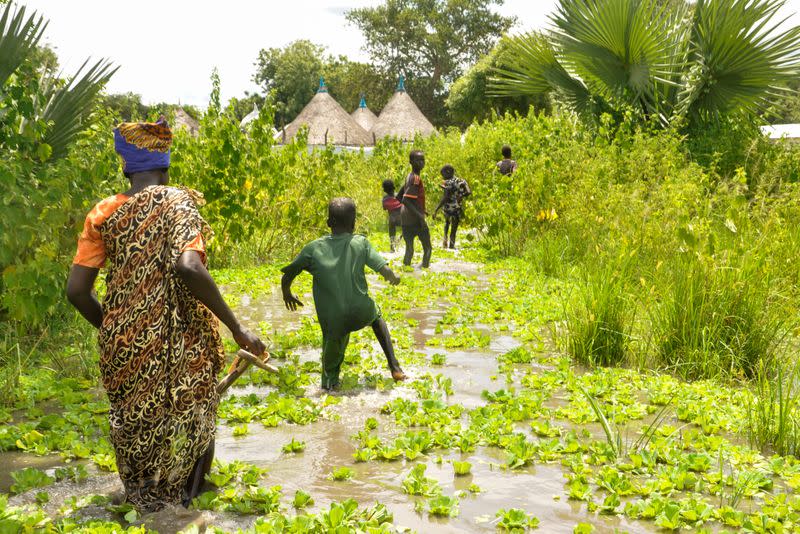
282,233,387,337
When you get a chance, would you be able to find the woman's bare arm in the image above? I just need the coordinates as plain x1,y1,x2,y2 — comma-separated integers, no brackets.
66,265,103,329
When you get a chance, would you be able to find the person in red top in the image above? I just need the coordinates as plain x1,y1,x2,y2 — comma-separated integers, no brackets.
381,179,403,252
400,150,432,268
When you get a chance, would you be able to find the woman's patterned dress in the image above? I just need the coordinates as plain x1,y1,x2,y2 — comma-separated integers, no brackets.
96,185,224,511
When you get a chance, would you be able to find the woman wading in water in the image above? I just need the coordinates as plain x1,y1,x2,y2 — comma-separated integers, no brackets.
66,118,265,511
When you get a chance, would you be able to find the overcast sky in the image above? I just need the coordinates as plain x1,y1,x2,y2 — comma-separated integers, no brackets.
16,0,800,107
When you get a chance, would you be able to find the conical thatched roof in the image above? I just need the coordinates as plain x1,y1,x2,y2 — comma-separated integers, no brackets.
280,78,372,146
351,96,378,132
371,76,435,141
173,107,200,136
240,103,259,129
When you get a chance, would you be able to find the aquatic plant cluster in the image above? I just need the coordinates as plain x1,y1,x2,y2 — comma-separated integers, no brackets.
3,247,800,532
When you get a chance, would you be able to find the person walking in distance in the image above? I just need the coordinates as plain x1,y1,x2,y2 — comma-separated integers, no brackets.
497,145,517,176
400,150,432,268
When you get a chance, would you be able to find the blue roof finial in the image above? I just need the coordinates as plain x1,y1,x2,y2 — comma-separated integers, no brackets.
359,95,367,108
396,74,405,92
318,77,328,93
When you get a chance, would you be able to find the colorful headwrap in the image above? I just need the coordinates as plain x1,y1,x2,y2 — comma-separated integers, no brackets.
113,117,172,174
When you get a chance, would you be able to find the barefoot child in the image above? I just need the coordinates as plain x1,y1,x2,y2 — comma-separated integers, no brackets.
281,198,407,389
381,179,402,252
434,165,471,249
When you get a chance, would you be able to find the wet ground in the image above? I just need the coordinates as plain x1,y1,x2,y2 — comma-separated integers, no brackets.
2,252,659,533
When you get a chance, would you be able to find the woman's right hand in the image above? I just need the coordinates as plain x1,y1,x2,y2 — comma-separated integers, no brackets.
232,326,267,356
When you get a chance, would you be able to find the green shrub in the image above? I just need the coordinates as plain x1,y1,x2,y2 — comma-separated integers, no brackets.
655,256,784,380
566,261,632,368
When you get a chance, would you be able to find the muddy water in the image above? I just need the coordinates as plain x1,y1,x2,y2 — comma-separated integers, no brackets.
210,256,657,533
1,255,657,533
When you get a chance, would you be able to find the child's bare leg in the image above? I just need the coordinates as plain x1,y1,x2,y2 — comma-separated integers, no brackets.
371,318,406,381
402,226,415,266
443,218,450,247
388,221,397,252
449,216,459,248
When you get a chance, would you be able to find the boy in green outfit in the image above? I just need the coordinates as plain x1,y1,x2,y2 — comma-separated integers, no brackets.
281,197,407,389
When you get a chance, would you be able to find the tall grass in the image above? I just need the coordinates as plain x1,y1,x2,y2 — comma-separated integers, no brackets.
566,260,632,368
654,256,784,380
746,358,800,457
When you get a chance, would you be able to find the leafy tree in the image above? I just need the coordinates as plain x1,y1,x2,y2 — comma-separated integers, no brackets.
323,57,394,113
346,0,516,125
253,40,393,126
446,37,551,127
491,0,800,132
101,92,149,121
254,40,324,127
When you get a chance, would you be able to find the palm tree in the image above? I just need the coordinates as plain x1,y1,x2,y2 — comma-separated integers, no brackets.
490,0,800,129
0,2,117,158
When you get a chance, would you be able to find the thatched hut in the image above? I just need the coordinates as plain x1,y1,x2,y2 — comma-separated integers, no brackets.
351,96,378,132
173,107,200,136
371,76,435,141
240,103,260,129
279,78,372,146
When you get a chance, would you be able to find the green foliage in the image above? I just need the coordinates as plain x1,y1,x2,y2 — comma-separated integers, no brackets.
253,40,391,126
0,2,46,86
402,463,441,496
101,92,202,123
747,359,800,456
655,255,784,380
496,508,540,531
492,0,800,132
446,37,550,127
566,261,631,368
10,467,54,494
282,437,306,453
292,489,314,509
451,460,471,476
346,0,516,124
328,466,355,481
1,2,119,328
426,494,459,517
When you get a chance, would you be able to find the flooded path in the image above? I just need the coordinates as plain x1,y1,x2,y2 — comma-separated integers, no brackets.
1,252,709,533
206,253,656,533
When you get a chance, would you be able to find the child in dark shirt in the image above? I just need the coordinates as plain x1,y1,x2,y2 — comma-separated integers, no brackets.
434,165,471,249
281,198,407,389
381,179,403,252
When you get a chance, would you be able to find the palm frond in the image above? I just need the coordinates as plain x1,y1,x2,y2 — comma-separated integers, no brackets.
681,0,800,120
551,0,688,121
0,2,47,86
41,59,118,158
489,32,598,118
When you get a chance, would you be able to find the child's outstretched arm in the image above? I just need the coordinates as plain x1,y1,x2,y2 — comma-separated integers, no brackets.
433,196,445,219
378,265,401,286
281,271,304,311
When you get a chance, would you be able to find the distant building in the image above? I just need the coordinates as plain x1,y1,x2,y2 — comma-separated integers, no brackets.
351,96,378,132
172,107,200,137
761,123,800,140
370,75,436,142
278,78,372,146
240,103,260,130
